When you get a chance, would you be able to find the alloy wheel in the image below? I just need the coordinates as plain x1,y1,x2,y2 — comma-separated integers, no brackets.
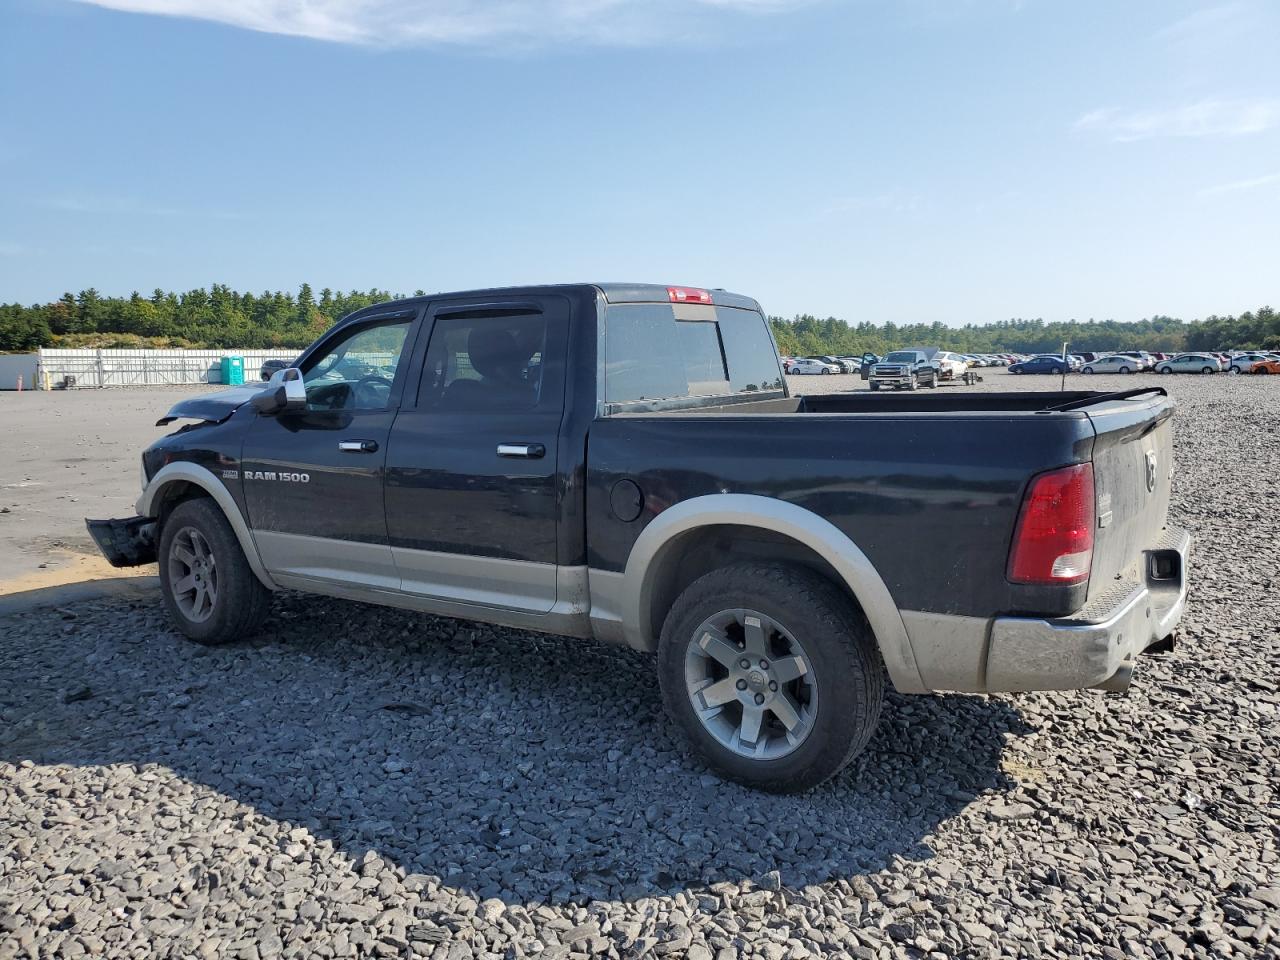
168,526,218,622
684,608,818,760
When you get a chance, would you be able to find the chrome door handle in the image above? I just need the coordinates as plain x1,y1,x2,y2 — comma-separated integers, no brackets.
338,439,379,453
497,443,545,459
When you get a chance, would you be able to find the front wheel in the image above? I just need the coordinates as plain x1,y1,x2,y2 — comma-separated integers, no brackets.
1202,366,1215,374
869,382,880,391
908,375,919,391
821,368,831,375
1230,366,1241,374
1256,367,1269,375
158,498,271,645
1083,367,1094,374
657,562,884,793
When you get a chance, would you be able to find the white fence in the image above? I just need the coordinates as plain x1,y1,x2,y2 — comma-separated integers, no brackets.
30,348,298,389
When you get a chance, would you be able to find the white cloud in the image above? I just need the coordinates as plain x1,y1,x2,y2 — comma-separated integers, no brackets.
1074,98,1280,142
67,0,818,46
1199,170,1280,197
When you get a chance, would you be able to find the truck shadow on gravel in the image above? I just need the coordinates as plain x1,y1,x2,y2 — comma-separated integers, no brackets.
1,592,1030,905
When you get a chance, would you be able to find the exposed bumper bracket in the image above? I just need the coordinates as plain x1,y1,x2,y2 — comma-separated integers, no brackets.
85,516,158,568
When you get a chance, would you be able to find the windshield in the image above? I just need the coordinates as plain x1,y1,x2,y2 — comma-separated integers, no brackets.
884,352,917,363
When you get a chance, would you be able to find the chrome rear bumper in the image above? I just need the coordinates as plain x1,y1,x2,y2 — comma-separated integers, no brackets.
984,527,1191,692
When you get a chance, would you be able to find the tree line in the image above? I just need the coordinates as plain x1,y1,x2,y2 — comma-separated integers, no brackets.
0,284,1275,355
768,308,1280,358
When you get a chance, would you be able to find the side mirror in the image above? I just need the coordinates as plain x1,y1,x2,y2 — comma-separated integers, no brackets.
252,367,307,415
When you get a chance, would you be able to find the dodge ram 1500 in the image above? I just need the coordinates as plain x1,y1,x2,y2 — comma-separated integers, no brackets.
89,283,1190,791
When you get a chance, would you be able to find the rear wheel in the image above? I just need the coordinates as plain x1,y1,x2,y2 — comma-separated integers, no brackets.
159,498,271,645
1120,366,1132,374
1083,367,1094,374
869,382,880,391
658,562,883,793
1202,366,1214,374
1230,366,1241,374
821,368,831,375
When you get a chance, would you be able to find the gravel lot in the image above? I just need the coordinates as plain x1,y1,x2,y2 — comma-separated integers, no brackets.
2,372,1278,959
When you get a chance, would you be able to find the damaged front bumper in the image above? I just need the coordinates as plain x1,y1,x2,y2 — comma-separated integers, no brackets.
85,516,158,567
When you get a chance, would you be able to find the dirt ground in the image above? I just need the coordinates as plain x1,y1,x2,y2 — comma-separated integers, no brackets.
0,386,219,592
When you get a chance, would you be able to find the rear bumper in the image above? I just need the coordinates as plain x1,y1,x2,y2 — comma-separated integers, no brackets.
984,526,1191,692
85,516,158,567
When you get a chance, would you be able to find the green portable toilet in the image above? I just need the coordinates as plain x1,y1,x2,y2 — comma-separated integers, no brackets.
220,355,245,385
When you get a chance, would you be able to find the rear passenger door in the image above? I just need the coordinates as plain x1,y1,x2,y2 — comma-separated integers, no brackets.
383,295,569,612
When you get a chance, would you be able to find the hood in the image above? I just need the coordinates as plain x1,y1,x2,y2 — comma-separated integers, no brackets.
156,384,264,426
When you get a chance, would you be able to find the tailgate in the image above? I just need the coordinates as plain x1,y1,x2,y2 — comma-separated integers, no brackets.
1084,392,1176,600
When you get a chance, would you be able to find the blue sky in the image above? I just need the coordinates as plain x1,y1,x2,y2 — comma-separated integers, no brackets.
1,0,1277,325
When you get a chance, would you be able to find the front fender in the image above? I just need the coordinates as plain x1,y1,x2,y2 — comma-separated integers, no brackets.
620,494,928,694
137,462,278,590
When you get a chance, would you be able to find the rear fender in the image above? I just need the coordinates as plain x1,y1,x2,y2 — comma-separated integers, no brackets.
137,462,278,590
619,494,928,693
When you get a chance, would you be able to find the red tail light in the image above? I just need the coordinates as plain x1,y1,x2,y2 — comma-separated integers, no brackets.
667,286,713,304
1007,463,1095,585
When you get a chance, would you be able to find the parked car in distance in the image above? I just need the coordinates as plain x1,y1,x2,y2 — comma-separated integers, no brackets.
933,351,970,380
817,355,857,374
1081,355,1140,375
1115,351,1155,371
1009,355,1068,375
1155,354,1221,375
869,350,939,390
1249,358,1280,375
1228,353,1274,374
789,357,841,375
260,358,292,381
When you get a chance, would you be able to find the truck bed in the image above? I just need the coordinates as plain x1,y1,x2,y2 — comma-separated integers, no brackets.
636,389,1158,416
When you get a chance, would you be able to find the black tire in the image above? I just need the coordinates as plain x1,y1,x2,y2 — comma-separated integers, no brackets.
908,374,918,391
1202,366,1214,374
928,373,938,388
158,498,271,645
869,382,880,391
821,368,831,375
1120,366,1132,374
1082,367,1094,374
1257,367,1270,375
657,562,884,793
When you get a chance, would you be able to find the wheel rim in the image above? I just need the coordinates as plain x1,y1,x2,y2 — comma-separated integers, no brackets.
684,608,818,761
168,526,218,622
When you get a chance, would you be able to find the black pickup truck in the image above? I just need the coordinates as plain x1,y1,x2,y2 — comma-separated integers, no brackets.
89,283,1190,792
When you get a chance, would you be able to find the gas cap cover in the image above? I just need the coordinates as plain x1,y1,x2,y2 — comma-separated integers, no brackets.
609,479,644,522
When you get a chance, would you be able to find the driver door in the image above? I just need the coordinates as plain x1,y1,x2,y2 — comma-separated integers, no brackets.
241,310,419,591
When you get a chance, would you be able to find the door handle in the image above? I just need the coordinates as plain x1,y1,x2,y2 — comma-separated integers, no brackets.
338,439,379,453
497,443,545,459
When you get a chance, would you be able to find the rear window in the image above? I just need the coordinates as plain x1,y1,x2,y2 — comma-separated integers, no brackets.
603,303,783,405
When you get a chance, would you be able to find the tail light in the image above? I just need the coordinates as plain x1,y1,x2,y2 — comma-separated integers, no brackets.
667,286,713,304
1007,463,1095,585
